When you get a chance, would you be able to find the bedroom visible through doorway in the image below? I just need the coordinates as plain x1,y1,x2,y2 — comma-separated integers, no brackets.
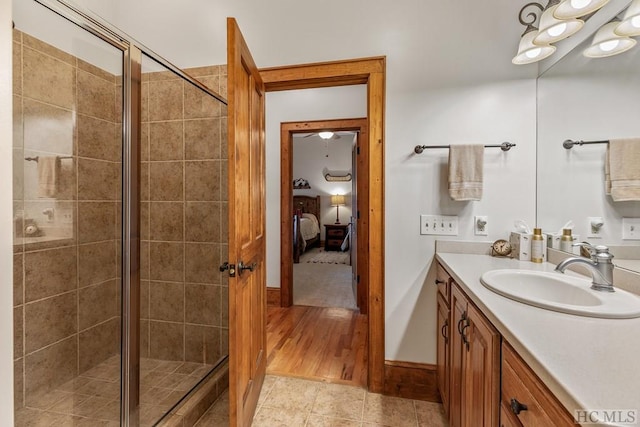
292,129,357,310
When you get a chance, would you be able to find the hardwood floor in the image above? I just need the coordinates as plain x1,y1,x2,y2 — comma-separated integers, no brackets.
266,305,368,387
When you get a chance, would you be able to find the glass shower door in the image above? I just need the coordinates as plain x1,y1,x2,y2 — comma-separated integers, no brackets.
12,1,125,425
138,53,228,426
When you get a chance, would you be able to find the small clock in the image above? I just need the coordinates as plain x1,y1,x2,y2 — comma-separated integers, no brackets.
491,239,513,257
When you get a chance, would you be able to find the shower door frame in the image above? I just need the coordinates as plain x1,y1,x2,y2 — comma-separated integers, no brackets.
26,1,229,425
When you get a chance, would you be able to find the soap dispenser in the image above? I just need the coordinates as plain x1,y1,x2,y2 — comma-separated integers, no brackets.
531,228,544,263
560,228,573,253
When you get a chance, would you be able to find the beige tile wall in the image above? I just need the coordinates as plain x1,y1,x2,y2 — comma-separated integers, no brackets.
141,64,228,366
12,30,122,409
12,28,229,412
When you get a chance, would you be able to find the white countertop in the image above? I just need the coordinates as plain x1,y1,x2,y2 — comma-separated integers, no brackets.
435,252,640,426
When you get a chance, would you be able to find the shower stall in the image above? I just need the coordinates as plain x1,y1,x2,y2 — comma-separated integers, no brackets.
12,0,229,425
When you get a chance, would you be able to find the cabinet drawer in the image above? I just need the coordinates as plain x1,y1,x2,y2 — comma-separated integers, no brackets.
327,229,345,238
327,239,343,246
502,343,575,427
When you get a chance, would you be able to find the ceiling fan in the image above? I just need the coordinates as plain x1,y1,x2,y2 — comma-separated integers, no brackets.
301,131,342,140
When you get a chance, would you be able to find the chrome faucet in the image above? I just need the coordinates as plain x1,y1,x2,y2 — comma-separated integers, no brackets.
555,244,614,292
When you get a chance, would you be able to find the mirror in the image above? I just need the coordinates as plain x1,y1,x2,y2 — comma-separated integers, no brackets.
537,3,640,273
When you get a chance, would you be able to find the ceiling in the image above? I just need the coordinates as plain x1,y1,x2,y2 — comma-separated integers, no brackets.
72,0,538,90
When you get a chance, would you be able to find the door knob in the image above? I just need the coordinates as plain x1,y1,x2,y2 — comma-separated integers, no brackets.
238,261,257,275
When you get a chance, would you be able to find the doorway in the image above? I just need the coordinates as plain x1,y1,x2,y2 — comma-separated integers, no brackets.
260,57,386,393
280,118,369,313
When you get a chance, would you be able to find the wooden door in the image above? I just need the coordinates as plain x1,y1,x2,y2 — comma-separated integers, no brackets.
463,304,500,427
350,141,358,303
449,284,467,427
227,17,267,427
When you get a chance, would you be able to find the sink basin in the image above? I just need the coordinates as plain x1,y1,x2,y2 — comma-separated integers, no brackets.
480,269,640,319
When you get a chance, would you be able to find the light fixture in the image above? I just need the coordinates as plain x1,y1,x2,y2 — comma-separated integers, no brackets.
513,3,557,65
318,131,334,140
583,21,636,58
615,0,640,37
534,0,584,44
330,194,346,224
554,0,610,19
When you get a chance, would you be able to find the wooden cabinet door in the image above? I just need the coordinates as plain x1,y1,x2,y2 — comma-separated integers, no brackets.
436,294,450,416
449,284,467,427
463,303,500,427
227,17,267,427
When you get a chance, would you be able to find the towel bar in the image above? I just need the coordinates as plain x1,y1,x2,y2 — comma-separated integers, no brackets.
562,139,609,149
414,142,515,154
25,156,73,162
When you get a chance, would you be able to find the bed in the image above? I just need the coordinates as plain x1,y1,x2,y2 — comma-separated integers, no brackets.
293,195,321,263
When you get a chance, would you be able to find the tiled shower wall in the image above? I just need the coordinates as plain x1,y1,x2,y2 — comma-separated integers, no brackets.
140,65,228,365
12,27,229,414
12,29,122,409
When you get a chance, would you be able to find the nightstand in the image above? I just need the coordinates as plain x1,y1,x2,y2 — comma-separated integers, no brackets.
324,224,349,251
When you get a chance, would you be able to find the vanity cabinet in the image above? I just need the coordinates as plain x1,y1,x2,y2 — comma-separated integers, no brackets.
436,261,577,427
501,342,575,427
449,281,500,427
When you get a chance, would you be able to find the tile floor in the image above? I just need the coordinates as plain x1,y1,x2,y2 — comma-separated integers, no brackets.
195,375,449,427
15,355,214,427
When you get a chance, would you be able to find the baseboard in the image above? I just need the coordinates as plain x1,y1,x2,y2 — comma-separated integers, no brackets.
383,360,441,402
267,287,281,307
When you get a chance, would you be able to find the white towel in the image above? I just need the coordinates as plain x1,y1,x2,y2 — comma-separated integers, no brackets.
608,138,640,202
448,144,484,201
37,156,60,198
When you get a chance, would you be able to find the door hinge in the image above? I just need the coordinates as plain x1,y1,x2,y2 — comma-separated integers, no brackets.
357,146,360,155
357,275,360,283
357,210,360,220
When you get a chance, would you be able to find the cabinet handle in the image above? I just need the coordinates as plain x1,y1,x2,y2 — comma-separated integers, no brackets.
457,312,467,334
510,398,528,415
441,319,448,341
435,279,445,285
461,323,470,350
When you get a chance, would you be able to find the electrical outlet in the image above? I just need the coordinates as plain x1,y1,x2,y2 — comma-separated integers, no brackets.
474,216,488,236
587,217,604,238
622,218,640,240
420,215,458,236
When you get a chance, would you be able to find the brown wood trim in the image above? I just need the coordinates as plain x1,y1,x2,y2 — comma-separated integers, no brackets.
263,56,385,395
266,287,281,307
260,57,385,92
384,361,441,402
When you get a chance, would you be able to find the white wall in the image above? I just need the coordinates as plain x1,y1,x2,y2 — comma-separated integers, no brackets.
265,86,367,288
1,0,15,422
385,80,536,362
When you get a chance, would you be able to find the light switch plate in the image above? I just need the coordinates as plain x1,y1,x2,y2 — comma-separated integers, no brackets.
622,218,640,240
420,215,459,236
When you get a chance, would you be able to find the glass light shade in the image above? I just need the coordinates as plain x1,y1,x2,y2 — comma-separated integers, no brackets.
512,31,556,65
615,0,640,37
534,5,584,44
554,0,610,19
318,131,334,140
584,21,637,58
330,194,346,206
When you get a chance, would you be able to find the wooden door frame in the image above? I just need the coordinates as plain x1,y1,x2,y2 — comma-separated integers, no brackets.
260,57,385,393
280,118,368,313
